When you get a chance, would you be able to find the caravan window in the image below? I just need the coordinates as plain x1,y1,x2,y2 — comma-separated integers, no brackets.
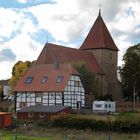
95,104,102,108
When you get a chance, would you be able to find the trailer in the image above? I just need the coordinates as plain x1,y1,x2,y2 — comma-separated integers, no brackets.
0,112,12,129
93,101,116,114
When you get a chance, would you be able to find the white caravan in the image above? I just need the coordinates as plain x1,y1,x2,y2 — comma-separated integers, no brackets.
93,101,116,114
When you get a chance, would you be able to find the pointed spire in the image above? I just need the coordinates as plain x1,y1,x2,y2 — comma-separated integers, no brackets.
99,9,101,17
80,11,119,51
98,0,102,17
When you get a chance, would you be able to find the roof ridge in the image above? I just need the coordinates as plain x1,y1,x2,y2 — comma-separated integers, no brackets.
47,43,79,51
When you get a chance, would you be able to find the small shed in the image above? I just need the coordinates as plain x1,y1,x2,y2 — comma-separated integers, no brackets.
17,106,70,120
0,112,12,129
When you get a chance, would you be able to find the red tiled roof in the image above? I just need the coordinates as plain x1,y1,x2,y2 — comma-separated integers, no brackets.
36,43,102,74
14,63,78,92
80,11,119,51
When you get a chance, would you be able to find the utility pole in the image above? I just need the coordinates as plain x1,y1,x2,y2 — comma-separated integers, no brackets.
14,113,17,140
64,131,67,140
133,81,136,112
14,92,17,140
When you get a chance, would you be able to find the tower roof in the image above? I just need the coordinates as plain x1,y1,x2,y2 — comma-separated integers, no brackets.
80,11,119,51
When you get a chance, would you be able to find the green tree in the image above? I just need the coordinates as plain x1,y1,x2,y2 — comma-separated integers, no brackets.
119,43,140,100
72,62,97,96
9,61,32,93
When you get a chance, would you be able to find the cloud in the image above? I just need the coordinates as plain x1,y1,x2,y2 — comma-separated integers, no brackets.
0,0,140,80
0,48,16,62
0,8,24,39
28,0,96,42
17,0,28,3
27,0,140,47
0,62,13,79
4,32,43,61
0,7,44,79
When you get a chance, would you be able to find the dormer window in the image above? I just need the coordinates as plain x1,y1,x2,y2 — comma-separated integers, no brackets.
25,77,33,84
56,76,63,83
40,76,48,84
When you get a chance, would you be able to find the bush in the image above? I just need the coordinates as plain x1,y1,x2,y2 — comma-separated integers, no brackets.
29,114,140,133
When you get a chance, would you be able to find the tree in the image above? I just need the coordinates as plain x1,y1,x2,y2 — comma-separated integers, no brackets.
72,62,97,96
9,61,32,93
98,94,113,101
0,84,4,100
119,43,140,100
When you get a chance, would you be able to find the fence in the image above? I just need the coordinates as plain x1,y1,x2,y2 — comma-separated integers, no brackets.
116,101,140,112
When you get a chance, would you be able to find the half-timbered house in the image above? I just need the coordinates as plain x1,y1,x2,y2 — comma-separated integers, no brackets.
15,64,85,111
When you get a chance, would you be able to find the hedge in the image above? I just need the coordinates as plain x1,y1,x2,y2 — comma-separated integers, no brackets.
33,115,140,133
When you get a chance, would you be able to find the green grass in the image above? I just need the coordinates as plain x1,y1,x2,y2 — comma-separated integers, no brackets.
0,131,51,140
1,130,140,140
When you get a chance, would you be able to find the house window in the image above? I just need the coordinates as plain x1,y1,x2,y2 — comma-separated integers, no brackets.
19,102,27,108
36,93,42,98
25,77,33,84
39,113,45,118
40,76,48,84
56,103,62,106
36,102,42,106
56,76,63,83
28,112,33,118
74,81,79,87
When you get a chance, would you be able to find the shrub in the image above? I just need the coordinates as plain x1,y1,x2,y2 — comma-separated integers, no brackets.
27,114,140,133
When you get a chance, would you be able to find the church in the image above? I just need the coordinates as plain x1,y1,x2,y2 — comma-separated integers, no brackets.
14,10,122,112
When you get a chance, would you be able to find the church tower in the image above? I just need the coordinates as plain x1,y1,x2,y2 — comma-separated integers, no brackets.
80,10,122,100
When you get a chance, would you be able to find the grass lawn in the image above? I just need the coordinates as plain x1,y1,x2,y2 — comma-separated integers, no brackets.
1,128,140,140
0,131,51,140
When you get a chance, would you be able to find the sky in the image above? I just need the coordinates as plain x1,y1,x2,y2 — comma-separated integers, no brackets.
0,0,140,80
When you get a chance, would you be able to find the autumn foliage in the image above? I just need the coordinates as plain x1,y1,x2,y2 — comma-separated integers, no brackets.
9,61,33,93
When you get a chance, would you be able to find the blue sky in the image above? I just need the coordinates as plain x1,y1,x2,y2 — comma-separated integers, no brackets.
0,0,55,8
0,0,140,79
